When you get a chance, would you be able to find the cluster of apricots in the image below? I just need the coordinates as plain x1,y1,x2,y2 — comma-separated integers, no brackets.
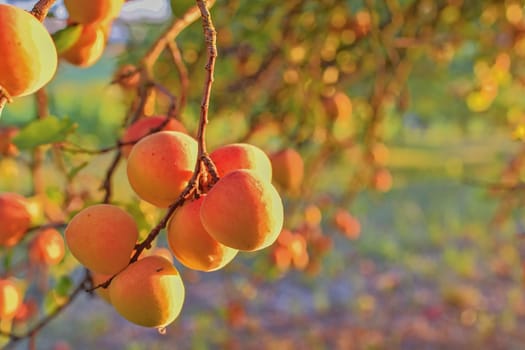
269,205,333,276
61,115,292,329
0,193,66,322
59,0,125,67
0,4,57,104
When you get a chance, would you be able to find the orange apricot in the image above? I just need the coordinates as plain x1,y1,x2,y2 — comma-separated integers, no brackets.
113,64,141,90
371,168,393,192
0,279,22,319
334,209,361,239
167,197,238,272
63,0,125,24
210,143,272,181
270,148,304,193
60,23,107,67
200,169,284,251
109,255,185,328
65,204,138,275
0,127,19,157
148,247,174,264
29,228,65,265
127,131,197,208
91,271,112,303
121,116,187,157
0,4,58,99
0,192,31,247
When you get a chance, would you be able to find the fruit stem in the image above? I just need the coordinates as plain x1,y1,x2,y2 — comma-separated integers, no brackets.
30,0,56,22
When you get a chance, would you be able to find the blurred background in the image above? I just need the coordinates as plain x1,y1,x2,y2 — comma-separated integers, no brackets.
2,0,525,349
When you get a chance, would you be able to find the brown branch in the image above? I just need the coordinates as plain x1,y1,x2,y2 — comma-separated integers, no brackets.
1,271,91,347
167,41,189,116
100,152,122,204
141,0,216,70
90,0,220,293
30,0,56,22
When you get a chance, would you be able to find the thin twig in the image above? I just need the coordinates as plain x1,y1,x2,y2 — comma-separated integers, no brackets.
167,41,189,116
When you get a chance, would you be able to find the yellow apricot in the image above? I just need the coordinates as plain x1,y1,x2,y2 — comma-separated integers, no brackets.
0,4,58,98
121,116,187,158
60,23,107,67
29,228,65,265
127,131,197,208
167,197,238,272
0,192,31,247
65,204,138,275
210,143,272,181
200,170,284,251
270,148,304,193
63,0,125,24
0,279,22,319
109,255,185,328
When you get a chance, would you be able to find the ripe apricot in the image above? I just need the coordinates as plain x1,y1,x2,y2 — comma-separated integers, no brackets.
91,271,112,303
371,168,393,192
0,192,31,247
63,0,125,24
109,255,185,328
65,204,138,275
167,197,238,272
210,143,272,181
0,4,58,98
200,170,284,251
121,116,187,157
148,247,174,264
60,23,107,67
334,209,361,239
113,64,140,90
127,131,197,208
0,279,22,319
29,228,65,265
270,148,304,193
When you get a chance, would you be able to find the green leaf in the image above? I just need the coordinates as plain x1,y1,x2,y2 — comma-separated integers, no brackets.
55,275,73,297
67,161,89,181
13,116,76,150
52,24,83,54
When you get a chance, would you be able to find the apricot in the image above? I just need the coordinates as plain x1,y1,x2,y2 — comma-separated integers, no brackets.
0,279,22,319
63,0,125,24
121,116,187,157
113,64,141,90
0,4,58,98
200,169,284,251
127,131,197,208
65,204,138,275
0,192,31,247
91,271,112,303
270,148,304,193
109,255,185,328
371,168,393,192
210,143,272,181
167,197,238,272
29,228,65,265
148,247,174,264
334,209,361,239
60,23,107,67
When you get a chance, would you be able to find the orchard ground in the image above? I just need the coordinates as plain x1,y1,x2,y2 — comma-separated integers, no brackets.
1,59,524,349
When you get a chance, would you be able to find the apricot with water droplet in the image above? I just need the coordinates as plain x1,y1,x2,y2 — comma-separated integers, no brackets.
109,255,185,328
